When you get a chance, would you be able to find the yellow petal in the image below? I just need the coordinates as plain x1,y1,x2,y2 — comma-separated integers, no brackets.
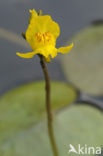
26,10,60,48
29,9,38,24
37,46,57,59
58,43,73,54
35,48,49,58
26,15,51,47
46,20,60,39
50,48,57,58
29,9,37,16
45,56,51,63
16,52,36,58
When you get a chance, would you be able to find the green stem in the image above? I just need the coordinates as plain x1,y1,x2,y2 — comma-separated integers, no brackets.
39,55,59,156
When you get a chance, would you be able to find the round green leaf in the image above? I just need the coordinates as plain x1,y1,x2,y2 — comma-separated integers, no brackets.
0,105,103,156
0,81,77,144
62,25,103,95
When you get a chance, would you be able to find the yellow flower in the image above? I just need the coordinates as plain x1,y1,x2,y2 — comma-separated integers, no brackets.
16,9,73,62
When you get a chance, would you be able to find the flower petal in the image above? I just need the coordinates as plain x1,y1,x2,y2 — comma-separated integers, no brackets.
26,15,52,48
50,48,57,58
45,56,51,63
29,9,38,24
58,43,73,54
26,9,60,48
36,46,57,59
29,9,37,17
16,52,36,58
46,20,60,39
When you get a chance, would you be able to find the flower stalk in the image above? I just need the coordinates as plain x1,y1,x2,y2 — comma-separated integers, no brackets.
17,9,73,156
39,54,59,156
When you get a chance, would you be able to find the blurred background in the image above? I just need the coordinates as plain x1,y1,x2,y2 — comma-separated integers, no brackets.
1,0,103,156
1,0,103,95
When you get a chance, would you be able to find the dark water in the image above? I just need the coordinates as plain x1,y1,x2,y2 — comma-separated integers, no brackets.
0,0,103,96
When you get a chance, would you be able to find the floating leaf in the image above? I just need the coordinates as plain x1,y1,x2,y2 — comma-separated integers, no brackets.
0,81,77,144
62,25,103,95
0,105,103,156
